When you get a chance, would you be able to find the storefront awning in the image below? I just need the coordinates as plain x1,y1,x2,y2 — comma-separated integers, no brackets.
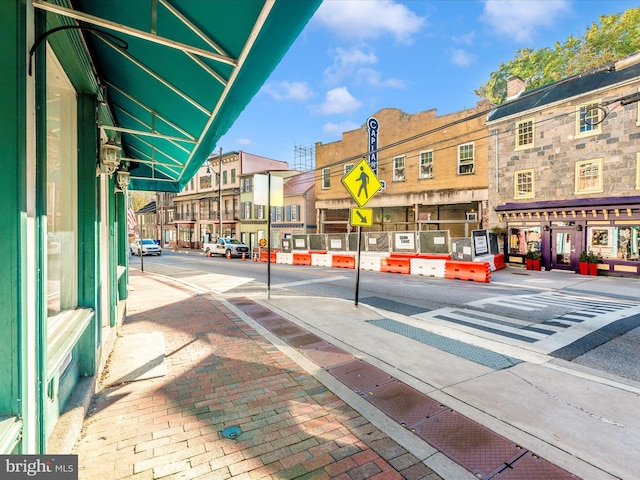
34,0,321,192
496,196,640,220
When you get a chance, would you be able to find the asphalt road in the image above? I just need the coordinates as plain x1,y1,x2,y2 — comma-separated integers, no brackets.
130,251,640,383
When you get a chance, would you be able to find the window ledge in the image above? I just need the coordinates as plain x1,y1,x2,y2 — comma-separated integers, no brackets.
0,416,22,454
47,309,94,379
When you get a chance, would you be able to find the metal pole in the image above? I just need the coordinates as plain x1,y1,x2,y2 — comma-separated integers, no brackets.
139,214,144,272
267,172,271,299
218,147,223,239
354,226,362,308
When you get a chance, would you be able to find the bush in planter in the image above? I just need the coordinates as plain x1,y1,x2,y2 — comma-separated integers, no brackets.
587,251,599,275
578,251,589,274
526,250,541,270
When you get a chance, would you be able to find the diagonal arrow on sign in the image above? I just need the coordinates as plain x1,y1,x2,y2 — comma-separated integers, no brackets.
350,207,373,227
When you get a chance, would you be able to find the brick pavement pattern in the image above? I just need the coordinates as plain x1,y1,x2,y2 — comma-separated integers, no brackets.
73,271,442,480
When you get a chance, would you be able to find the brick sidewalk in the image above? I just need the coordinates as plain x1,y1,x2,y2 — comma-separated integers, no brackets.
73,271,441,479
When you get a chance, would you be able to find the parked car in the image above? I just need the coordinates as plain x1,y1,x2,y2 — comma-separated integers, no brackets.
130,238,162,256
202,238,250,258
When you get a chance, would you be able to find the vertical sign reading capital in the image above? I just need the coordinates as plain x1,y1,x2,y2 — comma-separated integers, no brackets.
367,116,379,175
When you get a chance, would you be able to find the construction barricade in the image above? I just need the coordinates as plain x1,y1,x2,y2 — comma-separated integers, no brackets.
380,256,411,274
277,252,293,265
410,258,446,278
444,260,491,283
331,254,356,269
494,253,506,270
311,253,332,267
292,252,311,266
359,253,385,271
260,251,277,263
474,254,496,271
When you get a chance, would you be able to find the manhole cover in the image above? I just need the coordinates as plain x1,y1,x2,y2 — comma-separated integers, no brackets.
328,360,395,393
364,381,446,427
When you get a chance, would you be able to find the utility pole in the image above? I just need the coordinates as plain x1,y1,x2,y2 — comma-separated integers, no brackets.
218,147,222,239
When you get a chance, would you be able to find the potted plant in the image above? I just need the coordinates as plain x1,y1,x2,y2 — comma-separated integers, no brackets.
579,251,589,275
525,250,541,270
587,251,599,276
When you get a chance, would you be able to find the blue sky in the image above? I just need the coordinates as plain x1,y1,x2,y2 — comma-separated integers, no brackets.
217,0,639,168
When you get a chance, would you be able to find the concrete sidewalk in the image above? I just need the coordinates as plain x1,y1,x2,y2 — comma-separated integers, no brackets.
74,270,444,480
73,266,640,479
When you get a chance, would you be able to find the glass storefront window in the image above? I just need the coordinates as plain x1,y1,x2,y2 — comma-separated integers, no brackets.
47,46,78,318
587,226,640,261
508,226,541,255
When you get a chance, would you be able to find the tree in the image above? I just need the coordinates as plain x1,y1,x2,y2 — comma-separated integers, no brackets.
130,191,155,211
476,8,640,105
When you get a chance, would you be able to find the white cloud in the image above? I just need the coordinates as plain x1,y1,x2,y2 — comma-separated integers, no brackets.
315,87,362,115
236,138,251,146
481,0,571,43
452,30,477,46
324,47,378,84
323,121,361,135
261,81,315,101
314,0,426,44
355,68,404,88
451,49,476,67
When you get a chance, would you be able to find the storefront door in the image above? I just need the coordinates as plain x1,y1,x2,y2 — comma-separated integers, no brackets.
551,227,575,270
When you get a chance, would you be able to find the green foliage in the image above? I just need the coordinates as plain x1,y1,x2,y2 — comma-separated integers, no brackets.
587,251,599,263
476,8,640,105
526,250,541,260
579,251,589,262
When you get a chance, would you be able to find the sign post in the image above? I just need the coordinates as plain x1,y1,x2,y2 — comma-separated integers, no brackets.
341,158,382,307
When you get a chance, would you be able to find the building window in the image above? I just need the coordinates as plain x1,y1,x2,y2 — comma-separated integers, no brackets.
636,153,640,190
458,143,474,175
47,46,78,318
576,101,602,136
223,171,228,185
393,155,405,181
514,169,535,198
344,163,354,175
515,119,534,149
200,175,211,189
419,151,433,179
287,205,300,221
254,204,265,219
575,158,603,194
241,177,252,193
231,168,236,183
190,178,194,190
322,167,330,189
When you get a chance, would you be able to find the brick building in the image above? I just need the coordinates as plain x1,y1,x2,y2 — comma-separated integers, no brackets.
315,102,492,238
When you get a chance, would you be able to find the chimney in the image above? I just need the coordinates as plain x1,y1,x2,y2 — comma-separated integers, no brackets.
506,76,526,101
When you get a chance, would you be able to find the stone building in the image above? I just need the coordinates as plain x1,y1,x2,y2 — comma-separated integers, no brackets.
487,52,640,275
315,103,492,238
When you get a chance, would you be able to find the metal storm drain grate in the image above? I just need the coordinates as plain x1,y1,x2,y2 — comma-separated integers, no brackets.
302,344,355,368
327,359,395,393
363,381,446,427
412,410,525,479
258,317,296,330
492,452,580,479
228,298,264,313
285,333,326,349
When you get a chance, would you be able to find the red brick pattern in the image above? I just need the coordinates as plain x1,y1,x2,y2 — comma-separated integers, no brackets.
73,271,442,479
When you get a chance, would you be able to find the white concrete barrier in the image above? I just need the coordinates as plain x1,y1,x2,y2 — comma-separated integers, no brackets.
277,252,293,265
359,254,383,271
474,254,496,271
311,253,332,267
410,258,446,277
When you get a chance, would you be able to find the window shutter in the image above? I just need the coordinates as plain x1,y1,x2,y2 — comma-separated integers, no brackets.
286,205,292,221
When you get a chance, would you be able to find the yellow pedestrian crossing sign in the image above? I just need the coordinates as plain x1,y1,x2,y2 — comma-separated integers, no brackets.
341,159,382,207
350,207,373,227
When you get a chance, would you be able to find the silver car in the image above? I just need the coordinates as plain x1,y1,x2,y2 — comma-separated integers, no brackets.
130,238,162,256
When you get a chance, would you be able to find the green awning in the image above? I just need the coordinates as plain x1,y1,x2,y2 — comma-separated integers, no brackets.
35,0,321,192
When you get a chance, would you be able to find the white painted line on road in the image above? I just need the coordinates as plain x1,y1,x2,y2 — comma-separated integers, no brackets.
272,276,347,289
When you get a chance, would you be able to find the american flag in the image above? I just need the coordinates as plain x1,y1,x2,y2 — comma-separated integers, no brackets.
127,206,137,231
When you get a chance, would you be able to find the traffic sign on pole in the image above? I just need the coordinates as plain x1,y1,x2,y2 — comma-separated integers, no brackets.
341,158,382,207
350,207,373,227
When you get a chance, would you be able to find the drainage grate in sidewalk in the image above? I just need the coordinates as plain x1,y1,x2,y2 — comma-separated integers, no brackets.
364,381,447,427
327,359,395,393
228,297,580,480
412,410,525,479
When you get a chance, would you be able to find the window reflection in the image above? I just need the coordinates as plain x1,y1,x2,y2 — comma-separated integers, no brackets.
587,226,640,261
508,226,541,254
